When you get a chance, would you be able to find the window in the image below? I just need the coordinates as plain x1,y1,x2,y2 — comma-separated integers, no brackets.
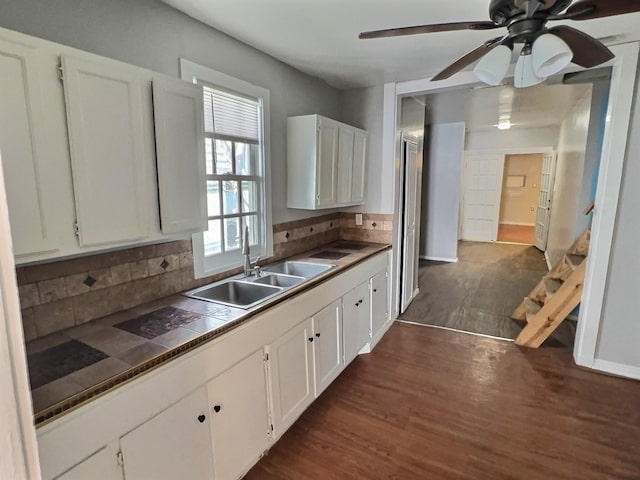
181,60,272,278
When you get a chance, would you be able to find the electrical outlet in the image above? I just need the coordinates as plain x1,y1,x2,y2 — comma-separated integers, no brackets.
355,214,363,226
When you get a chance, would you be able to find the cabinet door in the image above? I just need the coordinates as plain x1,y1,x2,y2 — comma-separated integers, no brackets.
267,318,314,437
62,55,149,246
316,119,338,207
152,76,207,235
370,270,389,339
343,281,371,365
0,39,57,257
119,388,214,480
312,299,343,397
351,130,367,204
336,126,354,204
207,349,270,480
55,441,123,480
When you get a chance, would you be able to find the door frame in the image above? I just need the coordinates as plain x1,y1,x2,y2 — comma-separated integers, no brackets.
385,42,639,377
399,134,420,313
460,147,556,243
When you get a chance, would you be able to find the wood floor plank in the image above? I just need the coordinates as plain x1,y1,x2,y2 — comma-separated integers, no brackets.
246,323,640,480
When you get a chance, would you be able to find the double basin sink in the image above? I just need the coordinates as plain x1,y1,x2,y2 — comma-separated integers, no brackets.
184,261,335,309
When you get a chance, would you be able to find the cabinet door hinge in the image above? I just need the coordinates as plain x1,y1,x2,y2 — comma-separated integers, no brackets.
73,221,80,236
116,451,124,466
57,66,64,83
264,352,269,362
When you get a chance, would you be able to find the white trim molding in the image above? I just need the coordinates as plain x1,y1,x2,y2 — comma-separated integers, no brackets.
419,256,458,263
591,360,640,381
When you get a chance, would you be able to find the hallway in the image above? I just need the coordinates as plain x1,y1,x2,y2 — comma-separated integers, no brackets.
403,242,575,346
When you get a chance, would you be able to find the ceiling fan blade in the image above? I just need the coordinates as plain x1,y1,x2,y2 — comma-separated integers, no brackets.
549,26,614,68
562,0,640,20
431,36,507,81
359,21,499,39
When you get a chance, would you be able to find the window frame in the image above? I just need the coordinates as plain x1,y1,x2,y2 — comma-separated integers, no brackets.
180,59,273,279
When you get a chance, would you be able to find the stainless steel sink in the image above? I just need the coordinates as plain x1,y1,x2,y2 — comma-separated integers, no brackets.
186,281,282,309
263,261,334,279
253,273,305,288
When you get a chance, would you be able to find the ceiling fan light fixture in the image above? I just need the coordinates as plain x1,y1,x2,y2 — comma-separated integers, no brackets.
473,44,512,86
532,33,573,77
514,52,545,88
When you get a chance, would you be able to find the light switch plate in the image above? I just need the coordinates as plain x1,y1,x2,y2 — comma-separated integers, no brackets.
355,214,363,226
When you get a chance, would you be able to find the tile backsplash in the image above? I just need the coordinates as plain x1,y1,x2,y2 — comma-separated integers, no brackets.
17,212,393,341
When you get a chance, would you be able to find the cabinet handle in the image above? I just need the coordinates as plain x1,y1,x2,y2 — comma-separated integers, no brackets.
213,405,222,413
315,333,321,338
358,299,363,304
355,303,359,307
308,337,314,342
373,289,377,293
197,414,206,423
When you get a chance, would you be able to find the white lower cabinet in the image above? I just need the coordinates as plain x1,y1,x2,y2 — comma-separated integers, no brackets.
119,387,214,480
311,299,343,397
55,441,122,480
207,349,271,480
370,270,389,340
267,318,315,437
343,281,371,365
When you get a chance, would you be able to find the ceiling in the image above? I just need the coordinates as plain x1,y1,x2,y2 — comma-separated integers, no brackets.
162,0,640,89
464,82,593,131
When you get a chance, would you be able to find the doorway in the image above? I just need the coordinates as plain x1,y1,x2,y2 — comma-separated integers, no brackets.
497,153,544,245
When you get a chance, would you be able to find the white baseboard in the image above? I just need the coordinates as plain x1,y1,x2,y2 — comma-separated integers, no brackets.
591,359,640,381
362,316,397,354
544,250,552,270
419,255,458,263
499,222,536,227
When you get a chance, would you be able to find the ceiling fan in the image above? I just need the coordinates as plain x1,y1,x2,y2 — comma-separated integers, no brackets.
359,0,640,87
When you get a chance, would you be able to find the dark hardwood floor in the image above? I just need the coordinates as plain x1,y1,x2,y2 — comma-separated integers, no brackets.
245,323,640,480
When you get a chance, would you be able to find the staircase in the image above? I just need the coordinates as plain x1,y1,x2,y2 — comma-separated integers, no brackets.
512,228,590,348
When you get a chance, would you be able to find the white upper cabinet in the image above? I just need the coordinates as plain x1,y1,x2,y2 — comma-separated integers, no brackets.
0,39,57,257
61,55,150,247
207,349,271,480
152,76,207,235
287,114,367,210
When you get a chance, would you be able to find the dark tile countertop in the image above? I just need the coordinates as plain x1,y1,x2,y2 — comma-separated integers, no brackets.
28,241,391,426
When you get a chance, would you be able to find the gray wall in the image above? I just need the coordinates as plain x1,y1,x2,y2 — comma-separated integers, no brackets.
0,0,342,224
596,67,640,369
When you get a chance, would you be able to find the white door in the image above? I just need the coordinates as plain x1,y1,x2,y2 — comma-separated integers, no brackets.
120,388,214,480
461,153,505,242
351,130,368,204
311,299,343,397
316,118,339,207
336,126,354,204
370,270,388,339
267,318,314,438
62,55,149,247
207,349,270,480
400,136,421,312
152,76,207,235
343,281,370,365
0,39,57,257
534,151,558,251
55,442,123,480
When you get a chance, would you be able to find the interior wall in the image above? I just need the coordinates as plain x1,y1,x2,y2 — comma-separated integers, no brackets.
340,84,387,213
499,153,543,226
0,0,342,225
465,126,559,151
420,122,465,261
546,90,593,266
596,67,640,370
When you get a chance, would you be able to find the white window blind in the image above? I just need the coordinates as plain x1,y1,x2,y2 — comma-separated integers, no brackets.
203,87,260,142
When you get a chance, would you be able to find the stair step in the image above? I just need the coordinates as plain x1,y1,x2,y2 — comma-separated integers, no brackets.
567,229,591,256
524,298,542,320
566,254,586,269
544,277,563,300
548,256,575,281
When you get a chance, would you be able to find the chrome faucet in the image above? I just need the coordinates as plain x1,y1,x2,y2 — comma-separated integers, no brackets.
242,225,261,277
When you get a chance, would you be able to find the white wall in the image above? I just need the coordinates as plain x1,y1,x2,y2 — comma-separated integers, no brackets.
340,85,388,213
0,0,342,224
465,126,559,151
546,91,592,266
420,123,464,261
596,67,640,370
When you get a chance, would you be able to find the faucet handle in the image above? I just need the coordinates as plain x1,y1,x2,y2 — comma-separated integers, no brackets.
251,256,261,267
